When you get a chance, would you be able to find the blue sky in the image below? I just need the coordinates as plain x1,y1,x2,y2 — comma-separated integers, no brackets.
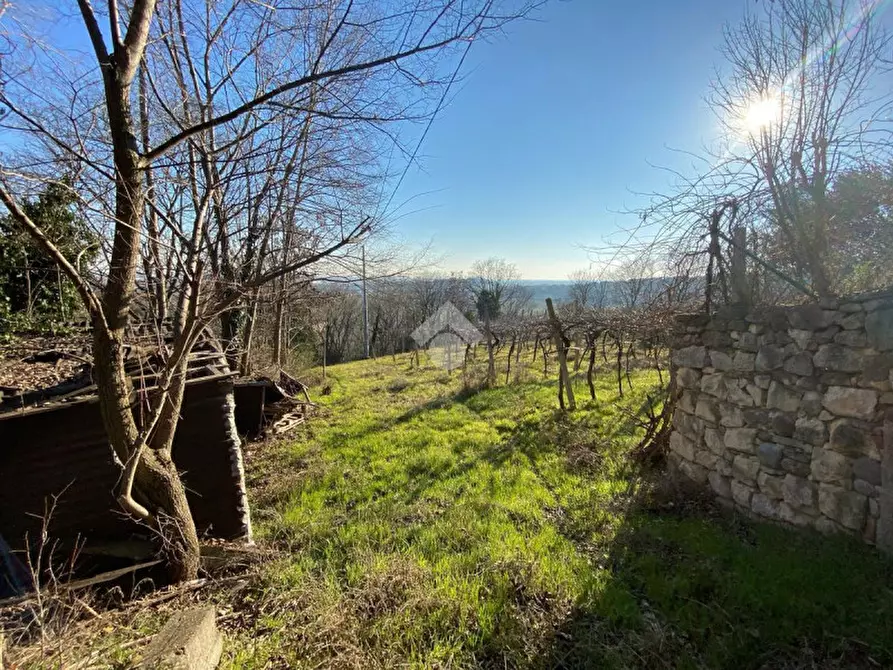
387,0,762,279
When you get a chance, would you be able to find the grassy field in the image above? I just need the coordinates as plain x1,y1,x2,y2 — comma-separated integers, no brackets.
200,350,893,669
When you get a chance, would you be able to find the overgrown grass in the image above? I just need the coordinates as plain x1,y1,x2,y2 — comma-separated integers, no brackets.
224,351,892,669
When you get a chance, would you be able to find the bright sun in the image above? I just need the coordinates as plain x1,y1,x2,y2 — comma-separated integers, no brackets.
742,96,781,135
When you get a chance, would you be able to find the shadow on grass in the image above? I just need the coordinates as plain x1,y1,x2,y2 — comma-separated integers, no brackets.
526,481,893,670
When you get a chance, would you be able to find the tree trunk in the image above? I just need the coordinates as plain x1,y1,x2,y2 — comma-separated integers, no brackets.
220,307,243,371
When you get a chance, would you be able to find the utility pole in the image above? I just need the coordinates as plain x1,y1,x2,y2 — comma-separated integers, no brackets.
362,245,369,359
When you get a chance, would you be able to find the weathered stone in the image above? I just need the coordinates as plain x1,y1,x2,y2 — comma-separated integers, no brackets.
768,381,801,413
731,479,754,507
780,502,815,527
852,457,881,485
866,308,893,351
815,326,842,345
822,386,877,420
834,330,868,348
677,367,701,389
838,312,864,330
674,409,704,440
862,354,893,383
733,351,756,372
841,302,863,313
870,497,880,516
720,403,746,428
771,412,796,437
854,478,876,497
814,344,863,373
694,449,719,470
758,471,785,499
673,345,707,369
794,417,827,446
717,457,733,477
818,484,867,531
732,454,760,484
708,350,734,371
746,383,765,406
784,352,814,377
754,374,772,389
756,346,785,372
704,427,725,455
789,305,836,330
700,373,727,399
670,431,696,461
864,515,877,543
781,457,811,477
724,427,757,454
814,517,843,535
757,442,783,469
708,471,731,498
726,381,755,407
878,488,893,553
752,492,781,519
783,474,816,509
139,607,222,670
678,458,708,485
738,332,759,353
788,329,813,351
695,397,720,423
801,391,823,418
829,420,879,459
811,449,852,485
678,391,696,414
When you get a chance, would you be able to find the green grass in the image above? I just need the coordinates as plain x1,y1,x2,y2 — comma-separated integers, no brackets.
221,351,893,669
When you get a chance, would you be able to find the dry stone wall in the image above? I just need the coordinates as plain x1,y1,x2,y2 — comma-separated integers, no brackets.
669,291,893,551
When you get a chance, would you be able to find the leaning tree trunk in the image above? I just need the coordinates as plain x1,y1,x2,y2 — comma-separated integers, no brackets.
91,37,201,581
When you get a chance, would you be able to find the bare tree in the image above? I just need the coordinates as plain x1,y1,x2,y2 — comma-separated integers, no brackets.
0,0,540,580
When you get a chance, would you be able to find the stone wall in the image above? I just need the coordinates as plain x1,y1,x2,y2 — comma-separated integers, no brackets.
669,291,893,551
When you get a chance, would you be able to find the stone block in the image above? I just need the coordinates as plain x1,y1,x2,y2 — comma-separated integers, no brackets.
138,607,222,670
679,458,708,485
818,484,867,531
746,383,765,406
878,488,893,554
783,474,816,509
700,373,727,399
784,352,814,377
794,417,827,446
838,312,864,330
695,397,720,423
755,374,772,389
771,412,796,437
752,492,781,519
757,442,783,469
866,308,893,351
733,351,756,372
738,332,759,352
756,346,785,372
704,427,725,455
862,354,893,383
678,391,696,414
726,381,755,407
677,367,701,389
695,449,719,470
834,330,868,348
674,409,704,440
709,350,734,371
724,427,757,454
758,471,785,499
789,305,835,331
731,479,754,507
814,344,863,373
732,454,760,485
780,502,815,527
801,391,822,418
822,386,877,420
768,381,801,413
829,420,880,459
781,457,811,477
708,471,731,498
811,449,852,485
720,404,745,428
669,431,695,461
853,457,882,486
854,479,876,497
788,329,813,351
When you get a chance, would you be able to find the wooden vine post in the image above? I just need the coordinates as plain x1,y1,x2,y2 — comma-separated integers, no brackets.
546,298,576,411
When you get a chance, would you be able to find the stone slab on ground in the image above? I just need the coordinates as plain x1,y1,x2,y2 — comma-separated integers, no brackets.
139,607,222,669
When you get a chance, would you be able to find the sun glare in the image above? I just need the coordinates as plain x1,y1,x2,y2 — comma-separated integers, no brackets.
742,96,781,135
